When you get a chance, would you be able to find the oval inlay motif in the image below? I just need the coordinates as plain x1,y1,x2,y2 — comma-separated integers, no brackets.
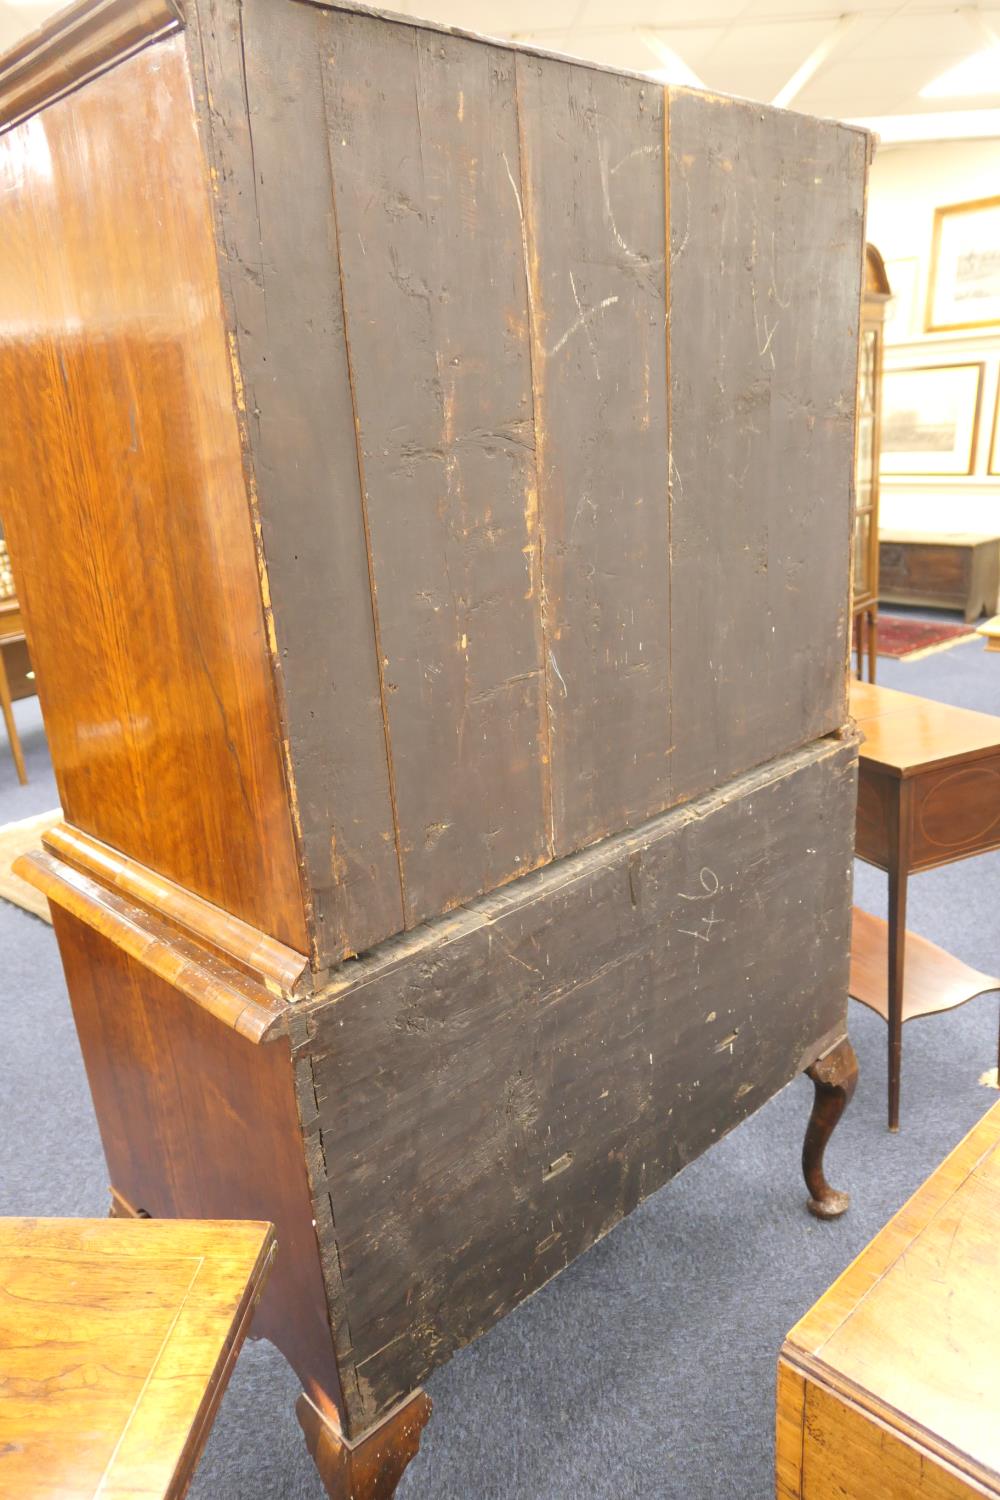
917,766,1000,850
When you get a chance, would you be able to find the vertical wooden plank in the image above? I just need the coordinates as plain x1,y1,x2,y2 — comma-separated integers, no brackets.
187,0,403,965
320,11,550,928
514,55,671,855
667,90,867,803
51,906,345,1428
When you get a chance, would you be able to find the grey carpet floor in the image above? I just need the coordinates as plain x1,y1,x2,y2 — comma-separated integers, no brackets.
1,619,998,1499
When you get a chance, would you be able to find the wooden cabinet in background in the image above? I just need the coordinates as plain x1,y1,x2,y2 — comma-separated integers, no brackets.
880,530,1000,622
853,244,891,682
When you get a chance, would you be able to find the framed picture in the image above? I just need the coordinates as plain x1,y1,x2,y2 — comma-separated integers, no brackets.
880,363,983,476
884,256,920,342
927,196,1000,333
990,385,1000,477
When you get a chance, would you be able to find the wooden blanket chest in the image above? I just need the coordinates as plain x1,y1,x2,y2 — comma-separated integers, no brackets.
0,0,869,1491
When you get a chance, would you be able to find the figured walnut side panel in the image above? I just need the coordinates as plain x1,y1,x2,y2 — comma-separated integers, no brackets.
50,906,346,1428
0,36,308,951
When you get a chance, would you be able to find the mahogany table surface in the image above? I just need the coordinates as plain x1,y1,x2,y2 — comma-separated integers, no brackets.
0,1217,275,1500
778,1101,1000,1498
850,679,1000,779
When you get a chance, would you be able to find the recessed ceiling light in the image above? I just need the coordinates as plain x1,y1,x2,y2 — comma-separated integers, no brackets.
921,46,1000,99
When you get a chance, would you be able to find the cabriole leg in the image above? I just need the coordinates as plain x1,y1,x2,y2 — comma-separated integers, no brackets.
802,1037,858,1219
297,1390,432,1500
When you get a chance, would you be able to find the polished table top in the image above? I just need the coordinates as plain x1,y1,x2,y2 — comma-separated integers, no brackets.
0,1217,275,1499
784,1101,1000,1489
850,679,1000,778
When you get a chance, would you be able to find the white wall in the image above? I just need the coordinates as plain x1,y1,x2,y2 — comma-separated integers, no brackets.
867,138,1000,534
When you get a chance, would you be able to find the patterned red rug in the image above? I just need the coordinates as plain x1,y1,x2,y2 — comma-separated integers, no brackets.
860,614,978,661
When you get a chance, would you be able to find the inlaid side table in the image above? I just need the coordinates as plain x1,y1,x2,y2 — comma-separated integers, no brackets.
850,680,1000,1130
777,1100,1000,1499
0,1217,275,1499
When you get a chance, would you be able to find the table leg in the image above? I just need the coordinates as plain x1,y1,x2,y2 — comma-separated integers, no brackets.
854,612,863,679
867,609,877,684
0,645,27,785
887,781,912,1131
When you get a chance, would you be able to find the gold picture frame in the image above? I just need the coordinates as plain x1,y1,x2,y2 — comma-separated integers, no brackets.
879,362,983,477
990,385,1000,477
927,196,1000,333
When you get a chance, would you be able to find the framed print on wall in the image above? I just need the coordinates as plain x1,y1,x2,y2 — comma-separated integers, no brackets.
927,196,1000,333
880,363,983,477
990,385,1000,477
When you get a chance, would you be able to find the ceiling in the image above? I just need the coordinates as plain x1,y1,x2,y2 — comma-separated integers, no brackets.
2,0,1000,137
0,1,53,55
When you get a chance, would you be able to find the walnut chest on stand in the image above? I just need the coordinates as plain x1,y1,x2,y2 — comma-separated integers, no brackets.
0,1,870,1492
